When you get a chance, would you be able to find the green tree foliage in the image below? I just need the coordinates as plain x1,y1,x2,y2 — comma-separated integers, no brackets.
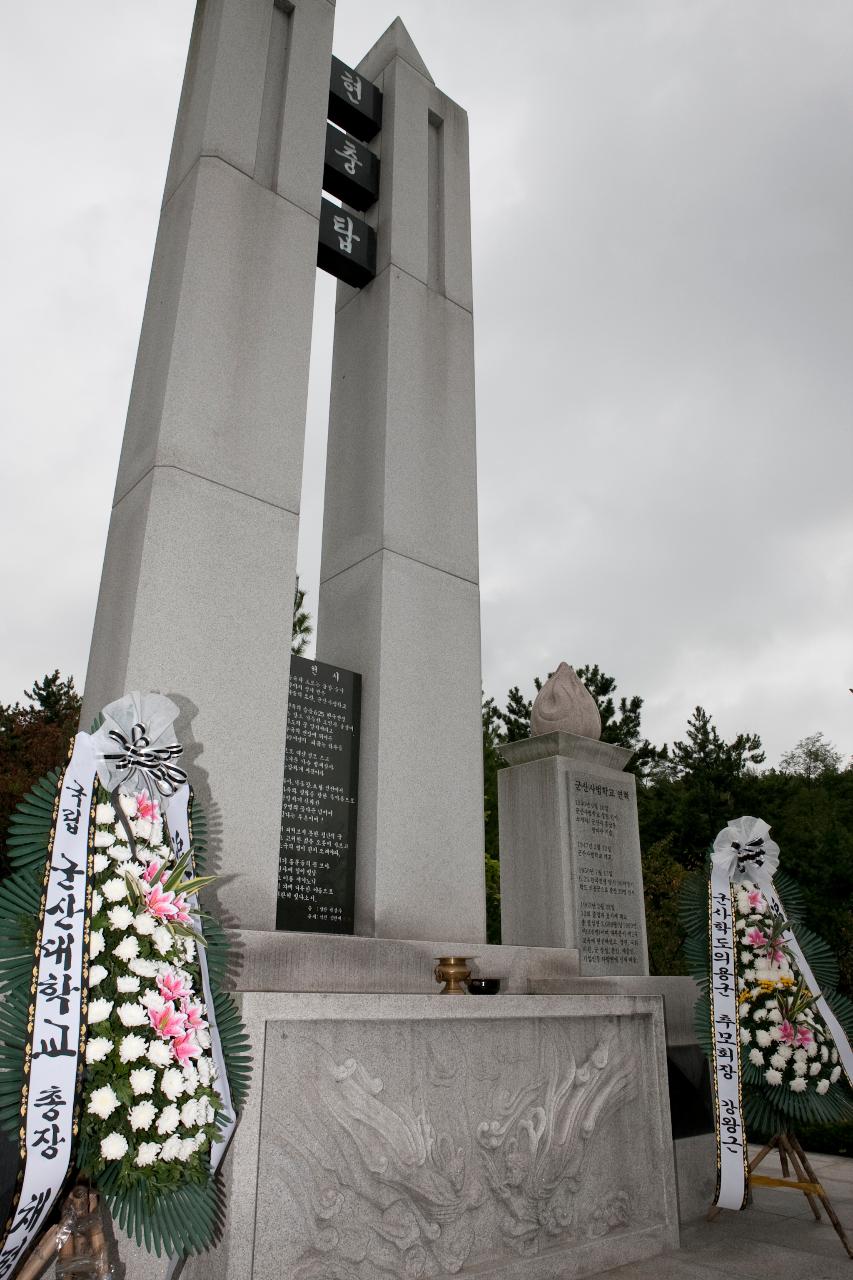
292,576,313,656
780,731,843,780
1,672,82,875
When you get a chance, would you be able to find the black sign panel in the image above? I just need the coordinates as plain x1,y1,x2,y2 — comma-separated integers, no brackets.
329,55,382,142
277,655,361,935
324,124,379,211
317,198,376,289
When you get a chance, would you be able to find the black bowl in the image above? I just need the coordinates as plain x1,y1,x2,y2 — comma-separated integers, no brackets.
467,977,501,995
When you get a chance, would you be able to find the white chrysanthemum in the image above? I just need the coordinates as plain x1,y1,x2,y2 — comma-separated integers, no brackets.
152,926,174,957
753,1005,766,1020
117,1001,147,1028
806,1042,818,1059
769,1026,782,1042
147,1040,172,1069
161,1068,186,1102
109,842,132,863
777,1045,793,1061
739,950,752,964
129,1101,157,1131
107,905,134,932
196,1097,215,1125
94,830,116,848
133,817,153,841
93,853,110,874
736,890,750,913
831,1049,839,1064
103,877,128,903
118,792,137,819
197,1057,215,1087
177,1138,196,1162
821,1046,829,1062
180,1099,199,1127
195,1027,211,1050
149,821,165,848
129,957,159,978
769,1052,786,1070
85,1036,112,1064
748,1048,764,1067
809,1062,822,1076
789,1077,807,1093
91,890,103,915
114,935,140,963
793,1047,807,1063
88,964,108,988
119,1034,147,1063
767,1008,782,1023
793,1060,807,1076
183,938,196,963
817,1079,830,1095
135,1141,161,1168
88,998,113,1024
100,1132,129,1160
160,1134,183,1161
88,1085,119,1119
134,913,156,936
182,1063,199,1094
129,1067,155,1096
156,1104,180,1136
830,1066,842,1083
755,1029,772,1048
141,989,164,1011
95,802,116,825
117,975,140,994
739,1028,750,1045
89,930,105,959
765,1069,782,1086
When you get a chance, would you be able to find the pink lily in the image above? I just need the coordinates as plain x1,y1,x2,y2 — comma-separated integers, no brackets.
135,791,160,822
148,1001,186,1040
158,972,190,1003
142,859,162,885
181,1001,206,1032
145,882,179,920
172,894,193,926
795,1026,813,1048
747,890,763,910
745,928,767,948
771,947,785,965
779,1020,796,1045
171,1033,201,1067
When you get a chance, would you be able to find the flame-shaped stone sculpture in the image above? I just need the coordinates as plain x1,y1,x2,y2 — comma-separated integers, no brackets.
530,663,602,739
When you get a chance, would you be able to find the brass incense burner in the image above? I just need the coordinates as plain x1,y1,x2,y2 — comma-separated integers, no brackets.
433,956,473,994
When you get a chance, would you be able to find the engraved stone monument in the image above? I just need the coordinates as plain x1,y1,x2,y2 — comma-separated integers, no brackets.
77,6,680,1277
498,664,650,975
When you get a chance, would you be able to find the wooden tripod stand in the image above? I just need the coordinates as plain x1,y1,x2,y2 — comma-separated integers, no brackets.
708,1132,853,1260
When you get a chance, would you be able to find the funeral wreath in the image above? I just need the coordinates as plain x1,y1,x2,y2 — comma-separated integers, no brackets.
0,694,251,1276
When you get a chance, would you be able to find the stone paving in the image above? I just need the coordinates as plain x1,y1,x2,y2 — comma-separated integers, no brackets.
604,1147,853,1279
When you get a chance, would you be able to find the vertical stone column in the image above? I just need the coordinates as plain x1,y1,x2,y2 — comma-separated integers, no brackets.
316,21,485,942
82,0,335,930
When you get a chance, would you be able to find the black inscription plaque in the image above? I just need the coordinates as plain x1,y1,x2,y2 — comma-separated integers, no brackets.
328,55,382,142
323,123,380,211
317,198,376,289
277,655,361,934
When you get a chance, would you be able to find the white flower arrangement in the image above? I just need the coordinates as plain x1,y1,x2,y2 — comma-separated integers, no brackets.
80,786,222,1187
733,882,842,1102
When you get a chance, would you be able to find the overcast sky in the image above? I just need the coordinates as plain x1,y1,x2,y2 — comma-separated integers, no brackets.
2,2,852,767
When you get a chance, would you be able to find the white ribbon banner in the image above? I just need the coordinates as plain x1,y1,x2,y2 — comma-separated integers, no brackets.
0,734,97,1279
707,867,748,1210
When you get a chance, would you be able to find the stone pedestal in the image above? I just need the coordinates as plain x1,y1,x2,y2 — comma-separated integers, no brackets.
164,993,677,1279
81,0,334,931
316,21,485,943
498,733,649,975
